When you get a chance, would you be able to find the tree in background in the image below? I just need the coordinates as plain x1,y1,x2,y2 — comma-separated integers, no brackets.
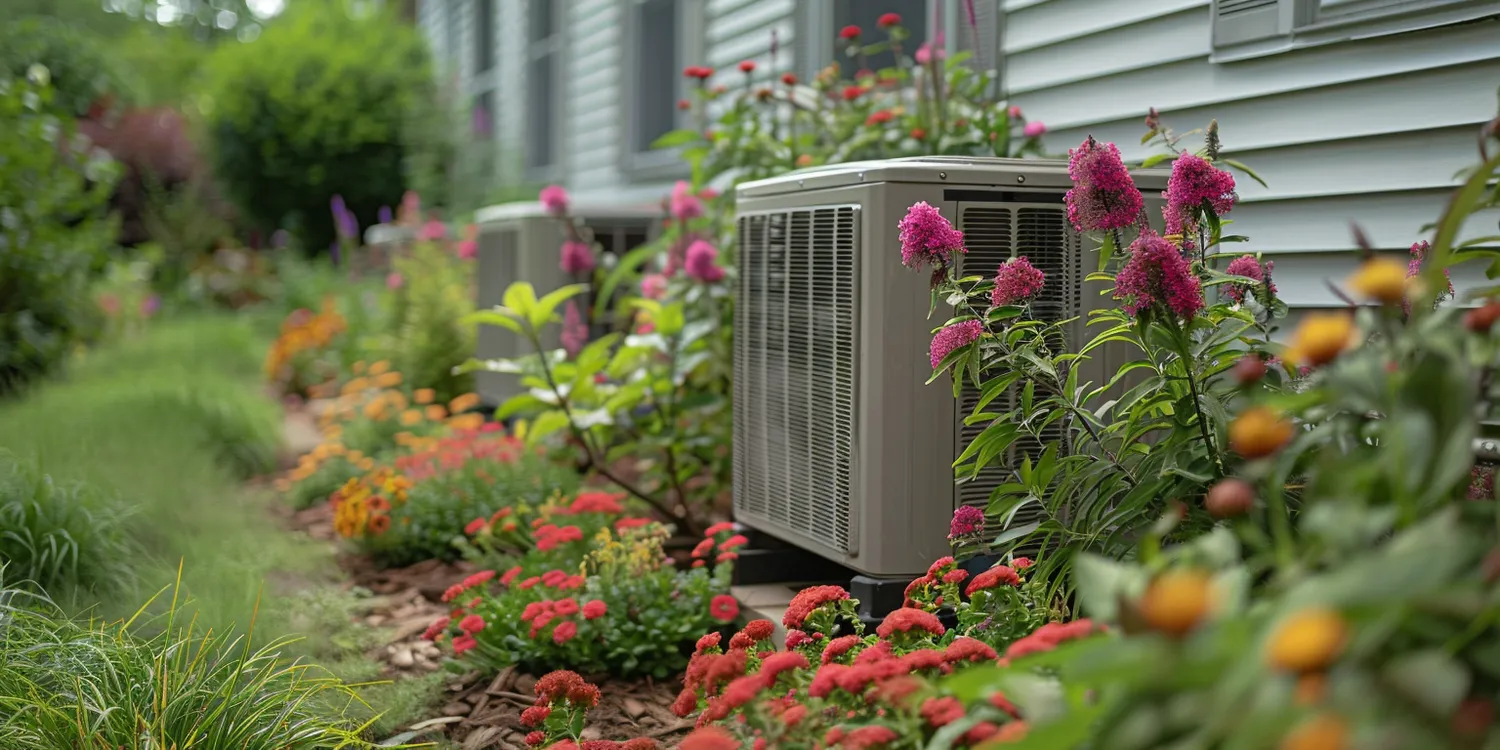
200,0,433,252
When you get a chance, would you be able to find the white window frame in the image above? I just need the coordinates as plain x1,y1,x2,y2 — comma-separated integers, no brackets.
794,1,999,91
1211,0,1500,63
619,0,703,183
525,0,564,180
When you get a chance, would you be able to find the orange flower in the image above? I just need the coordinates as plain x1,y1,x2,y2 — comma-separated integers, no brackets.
368,360,391,376
1347,257,1406,306
425,405,448,421
414,388,436,404
1229,406,1295,459
1284,312,1355,367
1140,570,1214,637
367,514,392,535
449,393,481,413
400,409,423,426
375,371,403,388
1266,608,1348,674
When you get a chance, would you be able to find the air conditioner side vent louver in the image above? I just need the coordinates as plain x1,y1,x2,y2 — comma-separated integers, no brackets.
734,207,858,554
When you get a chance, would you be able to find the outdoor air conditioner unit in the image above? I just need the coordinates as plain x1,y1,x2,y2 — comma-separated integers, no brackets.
473,201,661,408
732,156,1171,578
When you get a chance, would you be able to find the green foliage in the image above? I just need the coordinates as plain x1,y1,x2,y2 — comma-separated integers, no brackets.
384,241,476,403
0,18,129,117
201,1,432,249
0,577,388,749
0,67,120,396
0,451,137,597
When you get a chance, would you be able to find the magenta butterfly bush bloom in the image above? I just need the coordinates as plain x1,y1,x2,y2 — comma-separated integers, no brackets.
898,201,966,271
684,240,726,283
1023,121,1047,137
640,273,668,300
1223,254,1276,304
1064,137,1143,232
1113,230,1204,319
539,185,570,216
386,272,404,290
991,257,1046,307
417,220,447,241
949,505,984,539
1405,240,1454,314
560,240,596,275
1164,153,1237,218
670,181,704,220
561,301,588,359
929,319,984,369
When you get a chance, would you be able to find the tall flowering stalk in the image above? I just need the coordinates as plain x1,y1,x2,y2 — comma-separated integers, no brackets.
921,119,1288,593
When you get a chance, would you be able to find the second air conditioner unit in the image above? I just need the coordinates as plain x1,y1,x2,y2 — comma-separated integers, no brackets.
473,201,661,408
732,156,1170,579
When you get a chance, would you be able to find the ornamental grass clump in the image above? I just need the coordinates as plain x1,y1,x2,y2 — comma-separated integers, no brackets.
0,451,137,598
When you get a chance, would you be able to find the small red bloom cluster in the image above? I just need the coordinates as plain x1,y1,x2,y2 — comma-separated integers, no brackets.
393,427,519,483
440,568,497,603
535,523,585,552
520,595,608,644
556,491,627,516
1003,619,1104,661
523,671,658,749
683,66,715,80
782,585,852,630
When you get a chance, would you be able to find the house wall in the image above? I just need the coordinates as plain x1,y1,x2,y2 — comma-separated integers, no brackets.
417,0,1499,312
1003,0,1500,313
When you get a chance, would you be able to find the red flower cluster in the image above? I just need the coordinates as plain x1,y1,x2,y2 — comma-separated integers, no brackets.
709,594,740,622
559,491,626,516
535,670,602,707
683,66,715,80
839,24,861,40
392,428,520,483
965,564,1021,596
1004,619,1104,661
878,12,902,27
535,523,585,552
876,607,945,639
782,585,851,630
521,597,594,643
441,568,498,602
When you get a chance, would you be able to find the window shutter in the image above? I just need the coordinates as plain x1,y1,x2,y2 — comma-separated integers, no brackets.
1210,0,1310,61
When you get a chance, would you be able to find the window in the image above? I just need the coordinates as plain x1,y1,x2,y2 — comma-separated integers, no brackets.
526,0,561,172
832,0,930,73
474,0,494,74
621,0,702,180
1211,0,1500,62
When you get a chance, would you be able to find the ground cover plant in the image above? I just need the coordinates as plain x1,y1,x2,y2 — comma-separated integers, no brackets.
0,450,136,598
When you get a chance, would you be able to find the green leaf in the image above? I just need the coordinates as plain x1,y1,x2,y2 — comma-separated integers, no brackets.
651,128,703,149
1140,153,1173,169
462,308,524,334
594,241,664,319
531,283,590,331
1222,159,1268,188
1072,553,1133,622
1384,650,1470,716
523,409,572,446
502,282,539,324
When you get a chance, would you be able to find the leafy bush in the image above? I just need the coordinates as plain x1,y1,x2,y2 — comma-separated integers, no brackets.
0,578,386,749
0,66,120,395
265,297,348,399
200,1,431,250
384,240,476,403
0,451,136,597
330,424,580,567
426,504,736,681
0,18,127,118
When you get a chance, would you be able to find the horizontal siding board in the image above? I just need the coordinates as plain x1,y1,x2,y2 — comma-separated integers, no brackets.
1006,6,1210,94
1004,0,1208,54
1228,127,1482,203
1013,22,1500,130
1231,189,1494,254
565,0,622,191
707,0,793,42
1032,60,1500,159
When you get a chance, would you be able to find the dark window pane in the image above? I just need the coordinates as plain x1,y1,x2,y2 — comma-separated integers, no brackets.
527,54,554,168
833,0,929,73
475,0,494,71
529,0,554,42
632,0,679,153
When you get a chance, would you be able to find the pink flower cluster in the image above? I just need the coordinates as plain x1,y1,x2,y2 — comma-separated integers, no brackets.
1405,240,1454,314
1223,254,1277,304
1163,153,1237,219
560,240,595,275
991,256,1046,307
949,505,984,539
670,180,704,220
1113,230,1204,319
540,185,570,216
898,202,966,270
684,240,726,283
1064,137,1144,232
929,319,984,369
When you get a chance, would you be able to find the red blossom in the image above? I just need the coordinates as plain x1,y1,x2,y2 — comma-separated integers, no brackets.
821,635,862,664
781,72,798,86
464,517,489,535
785,629,813,649
553,621,579,644
758,651,810,683
944,637,999,664
921,696,966,727
459,614,486,633
695,632,723,654
679,727,739,750
865,110,894,126
871,675,923,707
876,607,946,638
568,491,626,515
965,565,1021,595
520,705,551,727
691,538,715,558
716,552,739,563
1005,619,1103,660
518,576,542,590
740,619,774,642
843,725,899,749
709,595,740,622
738,60,756,73
783,704,807,726
683,66,714,80
554,598,581,616
990,691,1022,718
542,570,568,587
911,127,927,140
1012,557,1034,570
463,570,496,588
782,585,851,630
583,599,608,620
841,85,864,101
615,517,651,530
719,534,749,551
729,632,755,650
677,99,691,110
526,731,546,746
567,680,601,707
420,616,450,641
878,12,902,27
942,568,969,585
704,521,736,536
535,670,588,702
452,634,477,655
440,583,466,602
839,24,861,40
501,566,524,585
927,557,956,577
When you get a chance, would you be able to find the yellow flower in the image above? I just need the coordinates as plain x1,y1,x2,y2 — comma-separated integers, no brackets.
368,360,391,376
449,413,484,431
449,393,481,413
1266,608,1348,674
1347,258,1407,306
1140,569,1215,638
1229,406,1295,460
400,409,423,426
425,405,448,421
375,371,403,388
342,377,370,395
1285,312,1356,368
414,388,436,405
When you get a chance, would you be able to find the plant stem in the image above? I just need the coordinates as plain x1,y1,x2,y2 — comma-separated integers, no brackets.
1174,328,1224,478
524,328,694,532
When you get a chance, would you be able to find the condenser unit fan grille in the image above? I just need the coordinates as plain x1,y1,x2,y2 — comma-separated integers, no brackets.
735,207,858,553
953,205,1079,511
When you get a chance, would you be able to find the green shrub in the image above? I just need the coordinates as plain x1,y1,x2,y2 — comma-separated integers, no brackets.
201,2,432,251
0,451,136,597
0,18,128,118
0,578,385,750
384,240,476,403
0,67,120,395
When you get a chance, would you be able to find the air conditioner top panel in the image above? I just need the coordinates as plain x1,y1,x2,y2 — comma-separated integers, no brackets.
364,223,416,246
473,200,662,227
735,156,1171,200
